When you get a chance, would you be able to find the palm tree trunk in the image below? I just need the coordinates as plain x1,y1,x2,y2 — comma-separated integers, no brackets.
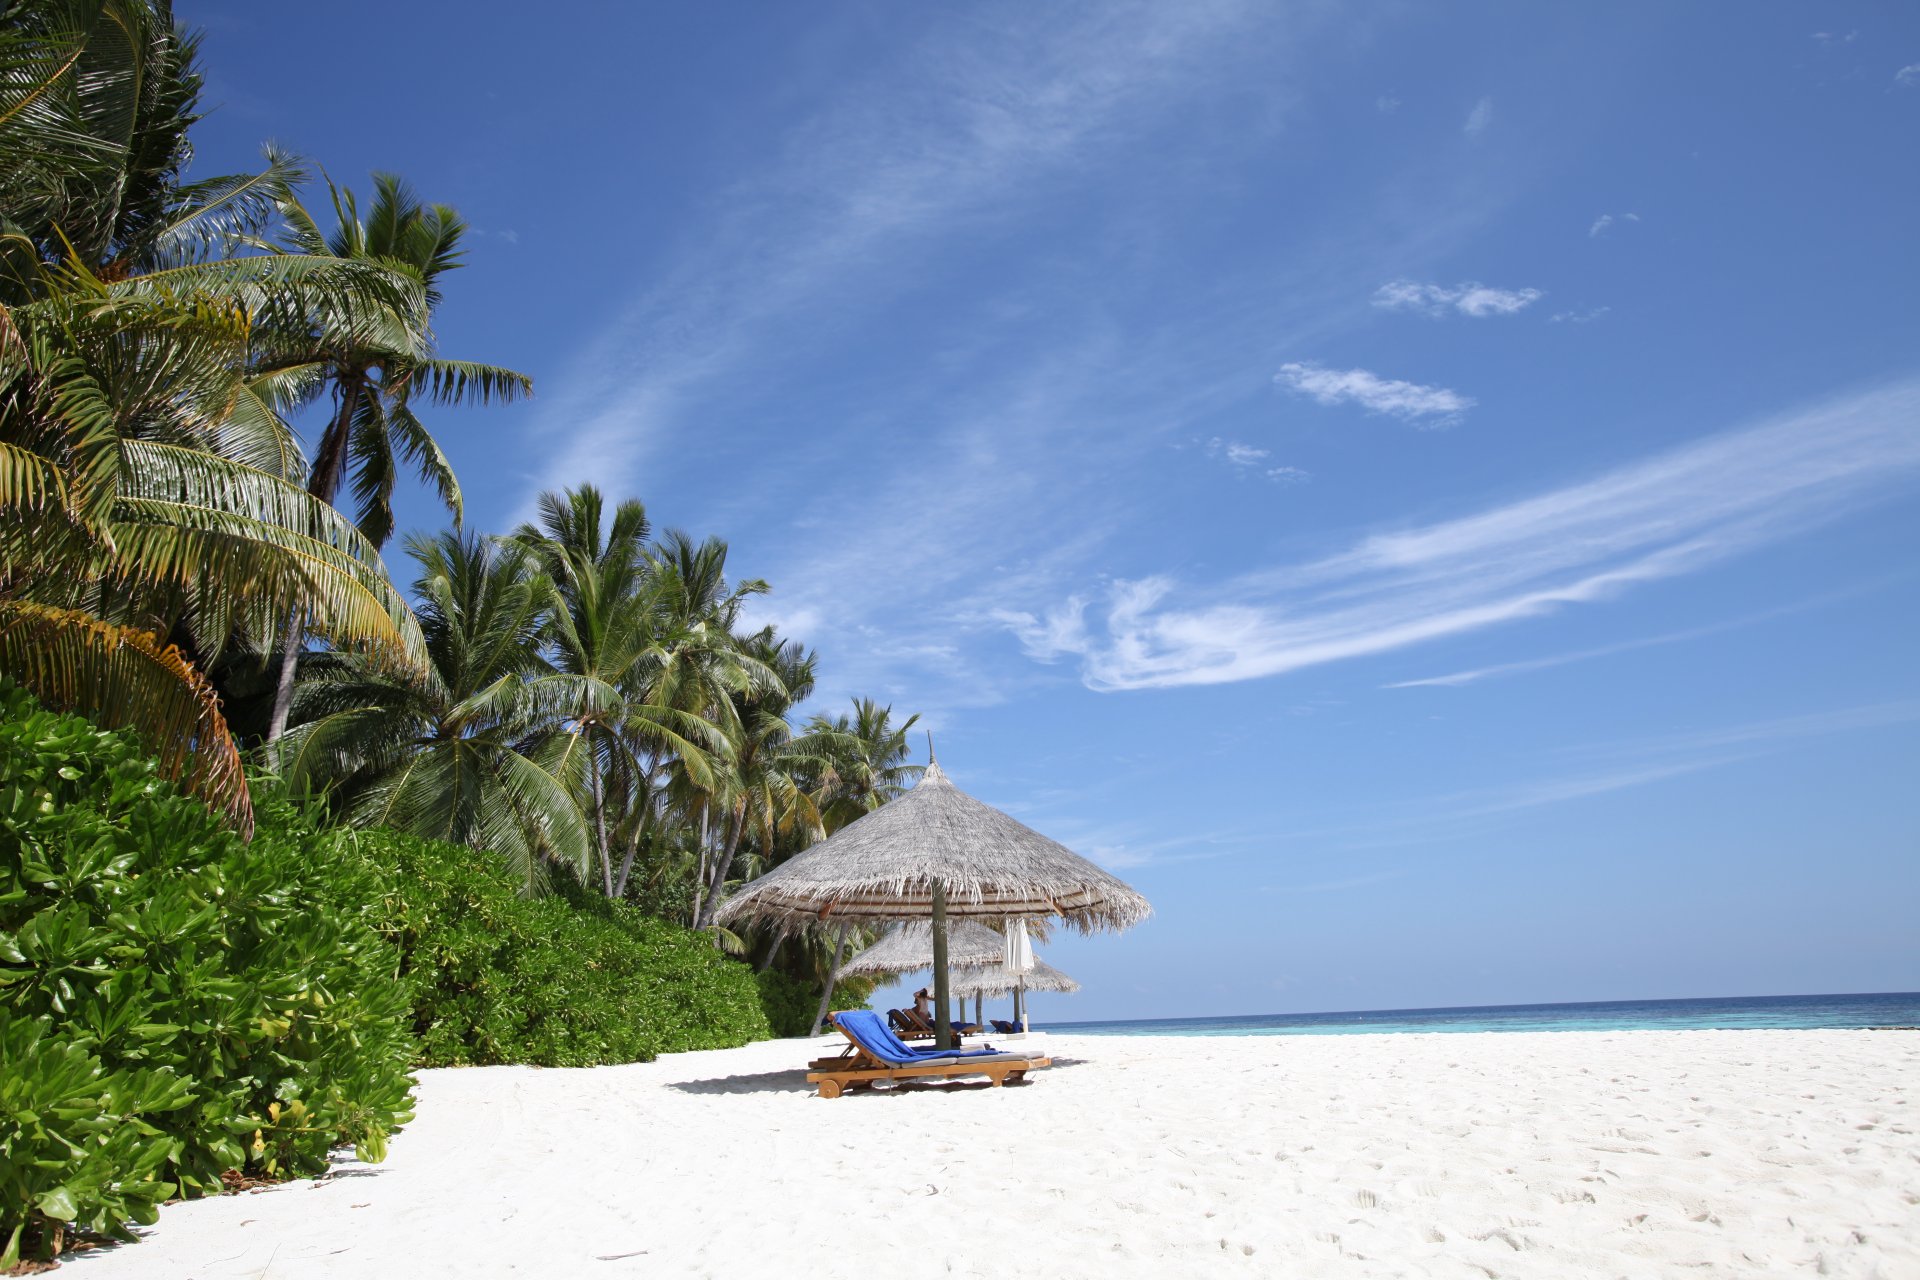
755,923,787,972
265,375,363,743
614,759,662,899
589,739,613,897
612,839,641,901
695,803,745,929
808,925,851,1037
690,801,711,925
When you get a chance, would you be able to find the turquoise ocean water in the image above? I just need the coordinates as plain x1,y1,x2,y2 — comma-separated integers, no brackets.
1051,992,1920,1037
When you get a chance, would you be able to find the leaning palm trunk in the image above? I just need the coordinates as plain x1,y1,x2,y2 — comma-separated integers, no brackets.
695,803,746,929
808,924,852,1037
690,802,712,925
590,742,614,896
266,376,362,742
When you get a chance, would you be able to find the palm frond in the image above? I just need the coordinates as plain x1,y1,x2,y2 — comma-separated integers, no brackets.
0,601,250,833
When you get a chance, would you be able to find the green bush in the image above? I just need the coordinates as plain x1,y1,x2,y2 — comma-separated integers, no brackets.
754,969,877,1038
362,827,773,1067
0,686,415,1266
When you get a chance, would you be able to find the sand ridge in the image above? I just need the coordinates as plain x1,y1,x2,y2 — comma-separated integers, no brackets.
65,1029,1918,1278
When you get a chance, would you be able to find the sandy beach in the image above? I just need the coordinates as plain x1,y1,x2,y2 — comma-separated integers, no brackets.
66,1029,1916,1279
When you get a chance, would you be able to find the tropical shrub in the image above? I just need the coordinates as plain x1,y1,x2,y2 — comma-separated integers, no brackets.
754,969,877,1039
0,685,415,1265
364,828,773,1067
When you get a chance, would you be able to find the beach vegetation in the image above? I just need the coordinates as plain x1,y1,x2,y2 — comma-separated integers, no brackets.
364,822,776,1067
0,685,415,1266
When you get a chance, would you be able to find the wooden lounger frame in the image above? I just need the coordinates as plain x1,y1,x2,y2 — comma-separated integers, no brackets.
807,1056,1051,1099
806,1013,1050,1096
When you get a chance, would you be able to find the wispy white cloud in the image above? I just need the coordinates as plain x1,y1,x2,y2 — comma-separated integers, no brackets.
516,2,1275,511
1202,439,1313,486
1002,380,1920,690
1562,698,1920,763
1373,279,1543,318
1380,584,1878,689
1293,696,1920,848
1463,96,1494,137
1375,94,1402,115
1550,306,1610,324
1275,361,1474,426
1897,64,1920,88
1208,437,1269,467
1261,869,1403,894
1589,212,1640,238
1423,757,1733,822
1811,31,1858,44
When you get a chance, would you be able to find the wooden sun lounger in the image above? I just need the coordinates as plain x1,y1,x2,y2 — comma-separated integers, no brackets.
807,1011,1050,1098
809,1056,1048,1098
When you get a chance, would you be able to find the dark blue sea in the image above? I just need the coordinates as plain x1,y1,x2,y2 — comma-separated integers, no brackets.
1052,991,1920,1037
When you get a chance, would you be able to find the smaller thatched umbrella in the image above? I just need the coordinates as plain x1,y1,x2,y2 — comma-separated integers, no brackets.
950,957,1081,997
951,957,1080,1030
836,920,1008,1030
837,921,1005,978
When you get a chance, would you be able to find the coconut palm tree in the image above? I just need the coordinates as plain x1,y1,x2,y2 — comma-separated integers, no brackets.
0,0,428,829
261,173,532,742
511,486,727,897
810,698,924,834
691,633,841,929
267,531,588,889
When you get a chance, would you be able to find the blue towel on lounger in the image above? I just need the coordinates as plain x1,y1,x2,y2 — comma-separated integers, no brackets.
835,1010,1001,1065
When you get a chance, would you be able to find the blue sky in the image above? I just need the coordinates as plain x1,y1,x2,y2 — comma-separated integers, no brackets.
192,3,1920,1021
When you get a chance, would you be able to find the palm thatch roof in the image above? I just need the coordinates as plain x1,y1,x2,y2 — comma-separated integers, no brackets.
951,957,1081,997
837,921,1006,978
715,761,1151,931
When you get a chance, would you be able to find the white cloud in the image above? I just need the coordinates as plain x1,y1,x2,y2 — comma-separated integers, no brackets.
1811,31,1858,44
1379,585,1872,689
1375,94,1401,115
1262,869,1403,894
1463,96,1494,136
1549,306,1610,324
1208,437,1270,467
1372,279,1543,318
1897,64,1920,88
515,2,1275,511
1589,212,1640,238
1002,380,1920,690
1207,440,1312,485
1565,698,1920,762
1275,361,1474,425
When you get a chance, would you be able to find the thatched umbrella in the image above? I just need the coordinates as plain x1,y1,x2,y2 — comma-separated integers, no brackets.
953,956,1080,1029
717,759,1149,1049
837,920,1006,977
951,956,1081,997
836,920,1009,1030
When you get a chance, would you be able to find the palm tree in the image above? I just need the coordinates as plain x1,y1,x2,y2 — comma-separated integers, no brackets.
267,531,588,889
511,486,727,898
261,173,532,742
691,633,838,929
0,0,428,829
619,530,776,902
810,698,924,833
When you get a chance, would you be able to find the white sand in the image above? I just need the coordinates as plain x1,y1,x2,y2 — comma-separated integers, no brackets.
67,1029,1916,1279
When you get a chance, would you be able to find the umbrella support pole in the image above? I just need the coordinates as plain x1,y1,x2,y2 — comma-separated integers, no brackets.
931,881,953,1051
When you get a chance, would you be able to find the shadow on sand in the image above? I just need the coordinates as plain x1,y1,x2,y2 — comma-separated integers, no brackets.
668,1056,1087,1098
